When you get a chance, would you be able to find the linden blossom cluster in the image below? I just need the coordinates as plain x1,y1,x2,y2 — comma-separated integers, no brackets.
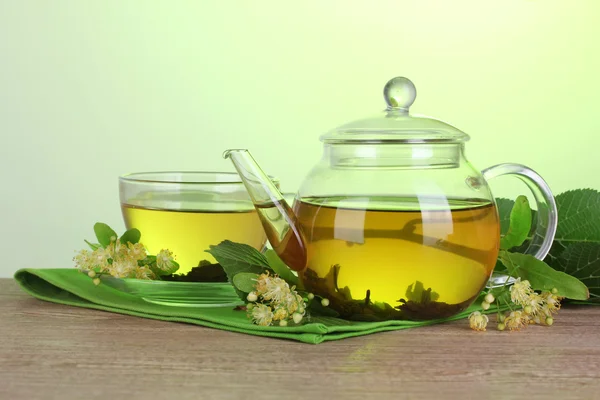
245,271,315,327
73,238,176,284
468,278,563,332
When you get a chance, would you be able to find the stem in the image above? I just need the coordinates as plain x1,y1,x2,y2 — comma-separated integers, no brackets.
503,297,514,312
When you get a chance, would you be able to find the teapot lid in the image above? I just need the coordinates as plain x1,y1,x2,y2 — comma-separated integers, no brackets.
320,76,470,144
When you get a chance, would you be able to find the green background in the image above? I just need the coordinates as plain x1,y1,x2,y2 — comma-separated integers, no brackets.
1,1,598,277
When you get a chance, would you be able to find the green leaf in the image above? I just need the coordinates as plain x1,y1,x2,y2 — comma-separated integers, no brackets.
500,195,532,250
496,197,515,236
541,189,600,301
93,223,117,248
264,249,299,287
308,299,340,317
84,240,102,251
554,189,600,242
205,240,273,299
548,242,600,303
232,272,259,294
120,228,141,244
206,240,270,269
498,251,589,300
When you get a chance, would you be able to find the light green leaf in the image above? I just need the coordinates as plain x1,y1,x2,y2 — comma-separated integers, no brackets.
232,272,259,294
93,223,117,248
205,240,273,299
499,251,589,300
265,249,299,287
500,195,532,250
149,259,180,277
84,240,102,251
140,255,156,266
120,228,141,245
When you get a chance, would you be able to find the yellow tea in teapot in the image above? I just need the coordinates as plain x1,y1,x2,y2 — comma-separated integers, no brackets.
293,196,499,321
121,205,266,274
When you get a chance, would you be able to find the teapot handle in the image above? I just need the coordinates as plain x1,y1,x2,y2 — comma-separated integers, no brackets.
482,163,558,261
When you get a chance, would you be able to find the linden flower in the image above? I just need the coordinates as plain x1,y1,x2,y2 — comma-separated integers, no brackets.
127,242,147,261
108,258,137,278
249,303,274,326
73,250,93,271
106,239,127,259
272,306,289,321
156,249,176,272
135,266,155,280
254,271,272,294
523,293,544,316
504,310,528,331
468,311,489,331
541,291,562,314
283,292,306,315
255,273,290,303
89,248,110,269
510,278,534,306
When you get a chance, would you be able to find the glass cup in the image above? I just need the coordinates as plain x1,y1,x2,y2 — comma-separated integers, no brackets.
119,172,279,275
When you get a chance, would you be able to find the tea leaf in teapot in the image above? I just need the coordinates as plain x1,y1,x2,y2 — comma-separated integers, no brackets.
500,195,532,250
498,251,589,300
264,249,299,287
93,222,117,248
403,281,439,303
547,242,600,303
119,228,141,245
206,240,273,299
232,272,260,294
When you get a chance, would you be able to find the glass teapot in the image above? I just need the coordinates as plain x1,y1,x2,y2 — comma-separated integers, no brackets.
224,76,557,322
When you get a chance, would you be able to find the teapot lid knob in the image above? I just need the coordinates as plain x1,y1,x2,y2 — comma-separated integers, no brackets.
383,77,416,112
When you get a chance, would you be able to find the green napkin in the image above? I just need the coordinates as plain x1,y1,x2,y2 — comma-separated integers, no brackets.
14,268,483,344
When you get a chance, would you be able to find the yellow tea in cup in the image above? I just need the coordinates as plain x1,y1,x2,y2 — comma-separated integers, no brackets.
119,172,271,275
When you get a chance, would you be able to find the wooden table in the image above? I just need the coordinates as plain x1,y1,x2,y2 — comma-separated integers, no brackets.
2,279,600,400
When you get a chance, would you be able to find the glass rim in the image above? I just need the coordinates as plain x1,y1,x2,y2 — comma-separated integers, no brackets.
119,171,279,185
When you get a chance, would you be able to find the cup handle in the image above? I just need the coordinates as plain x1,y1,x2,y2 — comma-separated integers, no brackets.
482,163,558,261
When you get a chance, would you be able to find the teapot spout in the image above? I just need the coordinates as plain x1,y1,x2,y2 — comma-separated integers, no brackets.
223,149,307,272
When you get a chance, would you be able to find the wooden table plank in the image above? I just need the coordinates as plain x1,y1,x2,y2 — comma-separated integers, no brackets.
1,278,599,400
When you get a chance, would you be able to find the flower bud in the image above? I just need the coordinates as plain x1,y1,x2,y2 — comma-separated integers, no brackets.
523,305,533,314
307,293,315,300
321,298,330,307
481,301,490,310
497,323,506,331
292,313,303,324
87,270,96,278
279,320,288,327
551,288,559,295
92,278,101,286
484,293,495,304
545,317,554,326
246,292,258,302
